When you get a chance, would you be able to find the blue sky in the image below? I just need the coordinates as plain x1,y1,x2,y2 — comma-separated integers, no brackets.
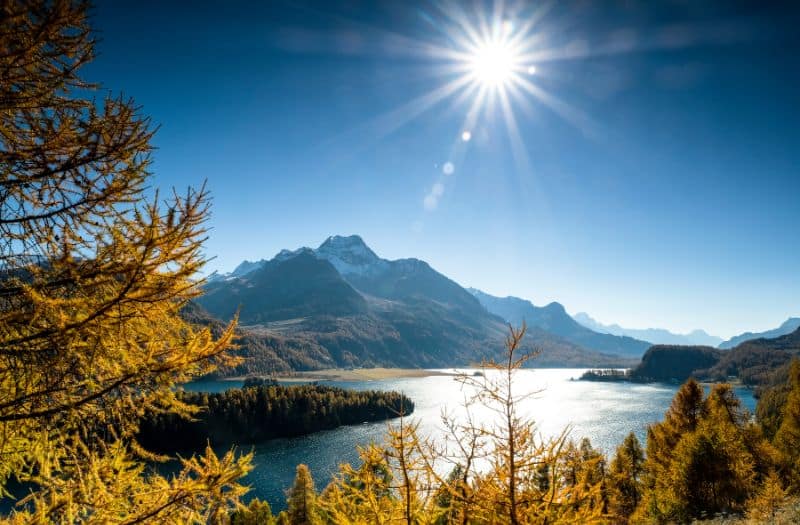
88,0,799,338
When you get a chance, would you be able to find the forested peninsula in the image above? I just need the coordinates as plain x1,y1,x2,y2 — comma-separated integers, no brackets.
137,380,414,453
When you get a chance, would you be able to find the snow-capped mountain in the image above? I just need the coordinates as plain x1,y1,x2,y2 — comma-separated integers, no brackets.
213,235,388,280
231,259,268,278
315,235,389,276
212,235,485,316
198,235,638,370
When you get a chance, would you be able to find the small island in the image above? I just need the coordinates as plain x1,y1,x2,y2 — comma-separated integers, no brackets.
579,369,633,382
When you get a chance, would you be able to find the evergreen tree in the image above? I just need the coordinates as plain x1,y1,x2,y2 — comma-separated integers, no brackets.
558,438,607,517
287,464,318,525
607,432,644,522
774,359,800,490
0,1,251,521
317,444,395,523
638,379,706,520
230,498,276,525
433,465,465,525
385,417,434,524
637,382,770,522
746,471,788,522
756,384,790,441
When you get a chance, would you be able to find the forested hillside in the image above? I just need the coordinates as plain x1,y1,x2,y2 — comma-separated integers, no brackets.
630,345,722,382
590,328,800,387
699,328,800,385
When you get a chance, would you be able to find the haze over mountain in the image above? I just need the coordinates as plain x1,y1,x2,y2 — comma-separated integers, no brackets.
468,289,650,358
719,318,800,349
199,236,634,372
573,312,723,347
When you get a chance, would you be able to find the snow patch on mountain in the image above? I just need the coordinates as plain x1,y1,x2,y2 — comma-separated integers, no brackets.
274,247,314,263
213,235,397,281
315,235,389,276
231,259,267,278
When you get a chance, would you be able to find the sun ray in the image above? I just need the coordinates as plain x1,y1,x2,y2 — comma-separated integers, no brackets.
498,84,531,177
311,0,603,182
443,2,487,52
316,73,475,162
448,83,488,163
511,75,600,139
363,75,474,136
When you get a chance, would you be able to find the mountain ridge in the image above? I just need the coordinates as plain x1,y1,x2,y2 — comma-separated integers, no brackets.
197,235,636,372
718,318,800,349
468,289,650,358
573,312,723,347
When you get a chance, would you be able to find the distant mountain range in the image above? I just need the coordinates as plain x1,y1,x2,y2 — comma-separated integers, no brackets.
718,318,800,349
573,312,800,351
200,234,796,375
468,290,650,358
199,235,635,373
572,312,723,347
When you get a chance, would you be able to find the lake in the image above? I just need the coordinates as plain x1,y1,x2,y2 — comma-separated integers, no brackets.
184,369,756,511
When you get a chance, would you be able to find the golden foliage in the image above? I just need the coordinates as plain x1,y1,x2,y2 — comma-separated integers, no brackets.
286,464,319,525
607,432,644,523
635,382,776,523
315,324,608,524
0,0,250,520
774,359,800,490
746,471,788,523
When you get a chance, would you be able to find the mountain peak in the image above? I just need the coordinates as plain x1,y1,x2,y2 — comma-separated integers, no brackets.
318,234,369,251
544,301,567,314
274,247,313,263
315,234,386,276
231,259,267,278
780,317,800,329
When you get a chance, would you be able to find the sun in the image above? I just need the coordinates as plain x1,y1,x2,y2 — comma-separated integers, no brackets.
469,40,518,87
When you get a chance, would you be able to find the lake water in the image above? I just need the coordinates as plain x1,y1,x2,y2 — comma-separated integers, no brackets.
184,369,756,511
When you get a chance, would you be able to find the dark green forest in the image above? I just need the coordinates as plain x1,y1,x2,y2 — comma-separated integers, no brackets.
137,381,414,453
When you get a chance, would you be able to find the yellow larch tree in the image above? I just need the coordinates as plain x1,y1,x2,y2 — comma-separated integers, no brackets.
0,0,251,522
425,324,607,524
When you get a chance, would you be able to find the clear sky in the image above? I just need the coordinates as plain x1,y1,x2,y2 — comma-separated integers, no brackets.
87,0,799,339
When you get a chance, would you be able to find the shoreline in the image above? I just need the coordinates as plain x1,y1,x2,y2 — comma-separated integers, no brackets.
223,367,462,383
578,370,747,388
